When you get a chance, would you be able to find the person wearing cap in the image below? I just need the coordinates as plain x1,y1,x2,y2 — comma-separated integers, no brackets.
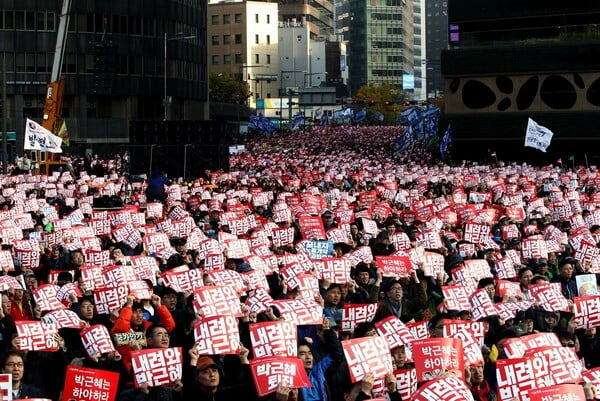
182,344,254,401
349,263,380,304
23,270,38,292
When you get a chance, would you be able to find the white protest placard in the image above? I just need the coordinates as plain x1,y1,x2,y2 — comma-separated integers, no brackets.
193,315,240,355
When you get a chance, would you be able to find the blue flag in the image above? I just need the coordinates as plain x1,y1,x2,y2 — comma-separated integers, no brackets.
397,125,415,153
292,112,304,130
353,108,367,123
248,113,274,134
440,123,453,160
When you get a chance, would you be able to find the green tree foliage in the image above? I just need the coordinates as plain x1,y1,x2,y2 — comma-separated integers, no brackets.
209,71,250,103
353,83,408,124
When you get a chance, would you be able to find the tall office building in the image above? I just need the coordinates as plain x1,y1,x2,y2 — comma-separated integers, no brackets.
443,0,600,160
335,0,414,97
413,0,426,101
0,0,208,154
424,0,447,99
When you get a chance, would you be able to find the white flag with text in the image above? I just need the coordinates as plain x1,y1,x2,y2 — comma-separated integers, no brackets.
24,118,63,153
524,118,553,152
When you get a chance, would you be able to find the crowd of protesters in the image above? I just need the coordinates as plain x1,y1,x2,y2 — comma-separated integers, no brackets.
0,124,597,401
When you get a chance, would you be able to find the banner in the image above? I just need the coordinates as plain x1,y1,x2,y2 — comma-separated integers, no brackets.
193,286,244,318
342,336,393,382
16,321,59,352
412,337,464,381
249,321,297,358
192,315,240,355
528,384,586,401
131,347,182,388
23,118,63,153
496,356,549,401
249,356,311,397
62,365,119,401
80,324,117,358
412,376,474,401
340,303,379,333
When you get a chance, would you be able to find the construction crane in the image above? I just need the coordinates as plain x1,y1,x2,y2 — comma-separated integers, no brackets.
36,0,72,175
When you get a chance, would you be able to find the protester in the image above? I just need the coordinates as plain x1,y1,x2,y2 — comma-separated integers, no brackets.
0,349,45,399
0,131,598,401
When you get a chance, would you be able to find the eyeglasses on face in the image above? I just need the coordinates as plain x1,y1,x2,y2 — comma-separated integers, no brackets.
5,362,24,368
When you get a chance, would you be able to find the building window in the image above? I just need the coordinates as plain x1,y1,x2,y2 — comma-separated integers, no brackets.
235,54,242,64
212,55,219,65
255,54,260,64
267,15,270,24
266,54,271,64
211,35,219,45
223,14,230,24
235,13,242,23
15,11,25,30
211,15,218,24
266,35,270,44
223,35,230,44
235,34,242,44
255,34,259,44
255,14,259,23
224,55,231,64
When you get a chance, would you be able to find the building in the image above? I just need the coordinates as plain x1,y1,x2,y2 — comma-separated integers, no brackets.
443,0,600,162
424,0,447,99
0,0,208,155
413,0,426,101
207,0,280,109
278,0,334,39
335,0,414,97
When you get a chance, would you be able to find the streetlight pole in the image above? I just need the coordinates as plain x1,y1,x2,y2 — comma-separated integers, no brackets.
279,70,306,131
164,32,196,121
238,65,267,135
239,64,268,107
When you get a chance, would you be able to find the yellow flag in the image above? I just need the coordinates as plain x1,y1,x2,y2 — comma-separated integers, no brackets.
58,120,69,146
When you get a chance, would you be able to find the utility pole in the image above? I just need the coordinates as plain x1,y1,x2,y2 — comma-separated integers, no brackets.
287,89,294,131
2,54,6,174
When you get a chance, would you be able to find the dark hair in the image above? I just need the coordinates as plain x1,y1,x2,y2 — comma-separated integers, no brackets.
477,277,495,289
131,301,144,312
353,322,376,338
427,313,448,329
146,323,168,338
518,266,533,278
0,349,26,368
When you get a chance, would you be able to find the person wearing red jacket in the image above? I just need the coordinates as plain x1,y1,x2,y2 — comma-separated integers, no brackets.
8,288,33,322
110,293,175,376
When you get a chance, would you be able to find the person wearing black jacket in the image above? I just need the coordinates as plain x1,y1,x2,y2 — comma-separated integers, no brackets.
0,294,16,355
0,349,45,399
182,344,256,401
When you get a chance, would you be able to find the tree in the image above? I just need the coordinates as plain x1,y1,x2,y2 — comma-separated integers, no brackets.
209,71,249,103
353,83,408,124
